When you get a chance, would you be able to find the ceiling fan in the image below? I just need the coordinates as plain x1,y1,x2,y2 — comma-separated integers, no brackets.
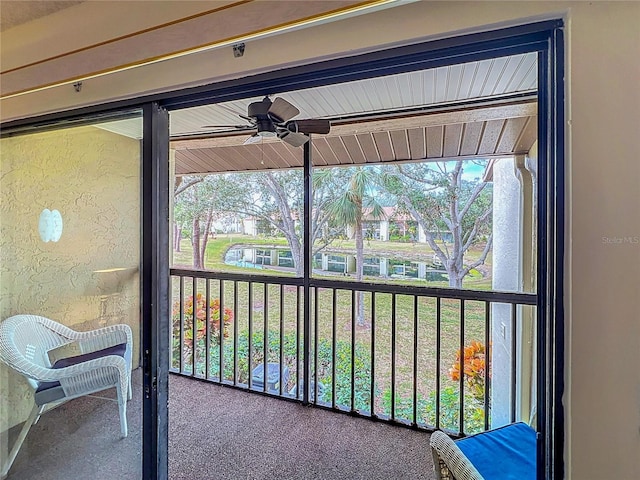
202,96,331,147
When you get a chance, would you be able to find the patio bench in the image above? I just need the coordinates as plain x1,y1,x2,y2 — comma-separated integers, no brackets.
430,422,536,480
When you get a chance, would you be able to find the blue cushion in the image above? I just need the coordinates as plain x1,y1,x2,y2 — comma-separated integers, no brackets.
456,422,536,480
35,343,127,405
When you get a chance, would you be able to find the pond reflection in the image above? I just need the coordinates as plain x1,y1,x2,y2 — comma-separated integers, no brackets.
224,245,448,281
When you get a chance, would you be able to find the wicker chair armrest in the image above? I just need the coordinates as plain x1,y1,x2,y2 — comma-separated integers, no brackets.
34,355,127,382
75,324,133,355
57,356,128,398
430,431,484,480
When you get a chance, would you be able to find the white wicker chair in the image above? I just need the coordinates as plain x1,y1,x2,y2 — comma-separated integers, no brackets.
430,422,537,480
430,430,484,480
0,314,133,478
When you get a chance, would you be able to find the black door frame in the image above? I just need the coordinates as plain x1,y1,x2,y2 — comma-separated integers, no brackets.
141,102,170,480
1,19,565,480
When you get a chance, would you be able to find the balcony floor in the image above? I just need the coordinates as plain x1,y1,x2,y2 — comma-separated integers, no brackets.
6,371,435,479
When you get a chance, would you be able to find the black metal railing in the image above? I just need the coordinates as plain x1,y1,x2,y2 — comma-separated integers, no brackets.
170,268,536,436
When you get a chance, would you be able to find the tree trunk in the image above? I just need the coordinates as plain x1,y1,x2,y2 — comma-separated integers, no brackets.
355,211,366,326
199,207,214,268
192,216,202,269
174,223,182,252
289,237,304,277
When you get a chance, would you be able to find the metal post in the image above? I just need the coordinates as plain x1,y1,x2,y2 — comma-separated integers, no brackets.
303,137,312,404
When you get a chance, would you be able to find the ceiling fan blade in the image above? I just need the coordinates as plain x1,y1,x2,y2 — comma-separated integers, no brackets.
292,119,331,135
268,97,300,123
201,124,253,129
279,131,309,147
243,134,263,145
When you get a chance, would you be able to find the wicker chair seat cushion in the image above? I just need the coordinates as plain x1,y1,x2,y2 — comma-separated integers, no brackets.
35,343,127,406
456,422,536,480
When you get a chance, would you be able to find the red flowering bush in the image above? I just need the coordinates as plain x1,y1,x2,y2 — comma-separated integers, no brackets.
449,341,486,400
172,294,233,351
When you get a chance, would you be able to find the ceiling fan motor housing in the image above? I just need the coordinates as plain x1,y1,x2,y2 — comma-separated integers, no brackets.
248,97,277,136
247,97,272,118
256,119,276,136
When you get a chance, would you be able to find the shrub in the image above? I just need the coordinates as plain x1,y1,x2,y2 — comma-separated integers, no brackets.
449,341,486,400
380,388,430,421
315,339,373,411
173,325,373,410
425,387,485,434
380,386,485,434
172,294,233,367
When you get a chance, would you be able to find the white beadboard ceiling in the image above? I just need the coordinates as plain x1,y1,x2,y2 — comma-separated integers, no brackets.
98,51,537,173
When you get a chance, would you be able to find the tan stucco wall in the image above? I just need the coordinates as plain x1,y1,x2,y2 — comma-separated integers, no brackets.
1,2,639,478
0,126,141,432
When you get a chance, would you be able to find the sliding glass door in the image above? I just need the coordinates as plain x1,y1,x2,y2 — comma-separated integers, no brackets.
0,110,160,479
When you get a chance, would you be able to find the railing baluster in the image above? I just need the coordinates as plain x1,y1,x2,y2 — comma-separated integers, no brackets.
303,282,311,405
459,299,465,435
391,293,397,421
192,276,197,377
296,286,301,400
279,284,285,396
264,283,268,393
412,295,418,426
313,287,319,403
371,291,376,417
350,289,356,412
435,297,441,430
484,301,491,431
220,280,225,383
511,303,517,424
205,278,211,379
179,276,185,373
170,277,175,371
248,281,253,390
233,281,238,386
332,288,337,409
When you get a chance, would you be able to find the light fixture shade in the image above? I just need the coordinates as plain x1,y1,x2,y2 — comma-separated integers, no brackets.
87,267,138,296
38,209,63,243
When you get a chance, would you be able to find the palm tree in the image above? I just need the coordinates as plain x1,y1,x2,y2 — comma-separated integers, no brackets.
316,167,385,326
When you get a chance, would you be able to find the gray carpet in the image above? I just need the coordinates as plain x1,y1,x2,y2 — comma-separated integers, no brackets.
6,372,143,480
168,375,434,480
5,372,435,479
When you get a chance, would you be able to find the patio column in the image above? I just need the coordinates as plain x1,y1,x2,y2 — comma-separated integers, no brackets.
418,262,427,280
519,144,537,425
490,153,536,427
379,220,389,241
243,218,256,236
418,224,426,243
169,149,176,265
379,258,388,276
346,255,356,273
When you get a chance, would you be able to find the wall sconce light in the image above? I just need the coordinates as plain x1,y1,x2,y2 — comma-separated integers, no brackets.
38,209,63,242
